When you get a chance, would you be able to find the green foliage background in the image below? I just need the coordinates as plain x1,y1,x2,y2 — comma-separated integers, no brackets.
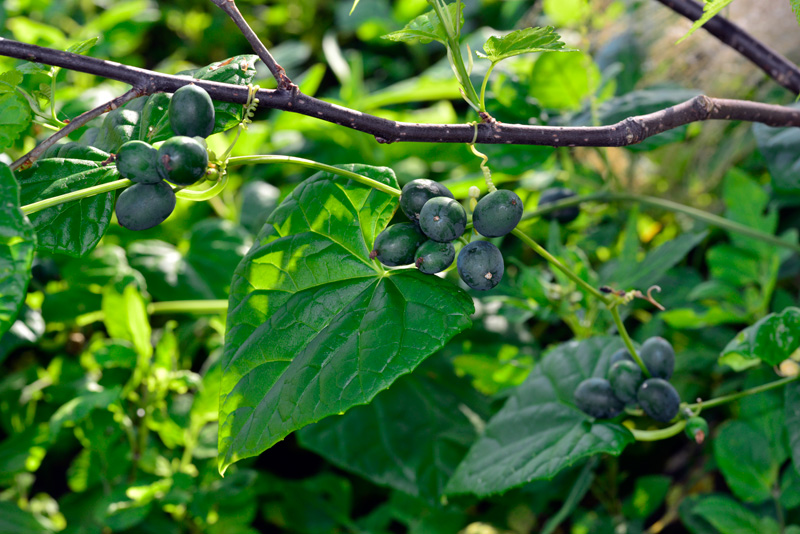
2,0,800,533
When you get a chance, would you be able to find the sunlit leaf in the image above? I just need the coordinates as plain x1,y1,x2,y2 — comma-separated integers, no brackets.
218,164,473,474
477,27,575,63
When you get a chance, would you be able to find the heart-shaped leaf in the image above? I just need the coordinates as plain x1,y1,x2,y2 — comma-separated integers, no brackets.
218,164,473,474
0,163,36,338
18,158,119,257
446,336,634,497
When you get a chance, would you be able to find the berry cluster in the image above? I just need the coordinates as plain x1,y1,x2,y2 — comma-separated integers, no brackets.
370,179,523,290
114,85,215,231
574,337,682,423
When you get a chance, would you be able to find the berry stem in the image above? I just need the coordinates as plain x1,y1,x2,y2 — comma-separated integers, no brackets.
630,420,686,441
227,155,402,197
511,228,609,303
608,305,651,378
479,62,497,113
688,373,800,410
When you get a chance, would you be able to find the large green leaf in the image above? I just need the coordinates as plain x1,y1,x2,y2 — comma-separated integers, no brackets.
297,355,488,503
720,308,800,370
0,163,35,338
714,420,779,503
445,336,635,497
128,219,250,301
478,27,575,63
218,165,473,473
18,158,119,257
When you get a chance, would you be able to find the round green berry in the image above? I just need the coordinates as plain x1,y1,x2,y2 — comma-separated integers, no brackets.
457,241,503,291
117,140,160,184
574,377,625,419
418,197,466,242
415,240,455,274
472,189,524,237
370,223,425,267
399,179,454,224
157,136,209,186
637,378,680,423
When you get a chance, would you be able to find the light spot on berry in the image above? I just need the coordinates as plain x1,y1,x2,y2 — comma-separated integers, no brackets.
434,215,440,221
484,272,492,280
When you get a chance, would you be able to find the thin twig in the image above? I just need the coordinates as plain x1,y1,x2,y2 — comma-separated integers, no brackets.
11,87,146,171
656,0,800,94
2,39,800,149
209,0,294,91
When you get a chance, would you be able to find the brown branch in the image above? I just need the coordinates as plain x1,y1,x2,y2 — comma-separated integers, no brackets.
210,0,294,91
2,38,800,152
655,0,800,94
11,87,146,171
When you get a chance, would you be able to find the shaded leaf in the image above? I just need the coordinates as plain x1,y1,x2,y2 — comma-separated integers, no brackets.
49,386,122,438
445,337,635,497
0,163,36,338
298,356,488,503
478,27,575,63
218,164,473,473
128,219,250,301
753,104,800,195
18,159,119,257
714,420,778,503
690,494,780,534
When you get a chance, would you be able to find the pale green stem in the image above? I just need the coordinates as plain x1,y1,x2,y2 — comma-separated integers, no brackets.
429,0,480,109
630,420,686,441
21,178,132,215
227,155,402,197
609,305,651,378
511,228,609,303
72,300,229,327
175,172,229,201
479,62,497,113
148,300,229,315
688,374,800,410
521,191,800,255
